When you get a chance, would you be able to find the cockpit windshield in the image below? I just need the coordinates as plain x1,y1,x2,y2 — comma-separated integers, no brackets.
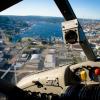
0,0,100,99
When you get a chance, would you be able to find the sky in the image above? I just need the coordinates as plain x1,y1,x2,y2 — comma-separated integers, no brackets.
0,0,100,19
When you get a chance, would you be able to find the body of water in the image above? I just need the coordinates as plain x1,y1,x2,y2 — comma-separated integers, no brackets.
13,21,63,43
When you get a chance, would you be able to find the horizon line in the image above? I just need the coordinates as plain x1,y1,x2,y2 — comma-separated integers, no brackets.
0,14,100,20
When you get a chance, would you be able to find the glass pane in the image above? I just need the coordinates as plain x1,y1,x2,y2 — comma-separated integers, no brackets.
0,0,99,87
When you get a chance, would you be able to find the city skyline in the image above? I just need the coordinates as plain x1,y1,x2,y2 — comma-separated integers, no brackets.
0,0,100,19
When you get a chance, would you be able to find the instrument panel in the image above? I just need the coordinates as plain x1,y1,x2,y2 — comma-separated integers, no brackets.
74,66,100,83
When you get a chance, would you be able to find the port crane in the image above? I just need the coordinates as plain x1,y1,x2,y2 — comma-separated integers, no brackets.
0,0,100,100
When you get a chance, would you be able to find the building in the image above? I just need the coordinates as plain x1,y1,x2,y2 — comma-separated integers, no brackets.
0,58,6,67
26,54,43,69
44,54,56,68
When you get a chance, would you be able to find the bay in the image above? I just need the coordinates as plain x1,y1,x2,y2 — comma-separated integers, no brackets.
12,21,63,43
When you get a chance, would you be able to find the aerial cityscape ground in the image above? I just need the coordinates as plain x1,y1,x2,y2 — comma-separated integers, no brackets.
0,16,100,86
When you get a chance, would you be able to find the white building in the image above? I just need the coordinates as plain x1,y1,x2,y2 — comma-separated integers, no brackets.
17,53,29,62
0,39,3,44
44,54,56,68
27,54,42,69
